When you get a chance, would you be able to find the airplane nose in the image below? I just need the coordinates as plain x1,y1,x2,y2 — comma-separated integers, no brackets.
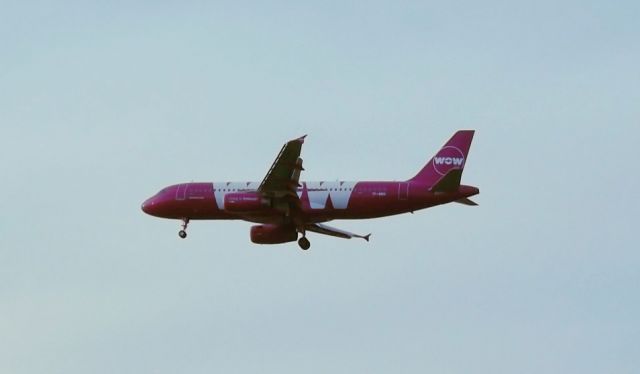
141,198,154,215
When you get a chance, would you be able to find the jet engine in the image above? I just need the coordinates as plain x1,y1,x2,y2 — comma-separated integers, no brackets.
250,224,297,244
224,192,270,212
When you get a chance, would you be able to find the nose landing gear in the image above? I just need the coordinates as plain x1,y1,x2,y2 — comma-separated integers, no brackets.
178,218,189,239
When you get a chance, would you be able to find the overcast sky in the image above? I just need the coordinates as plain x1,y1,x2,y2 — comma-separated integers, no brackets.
1,1,639,373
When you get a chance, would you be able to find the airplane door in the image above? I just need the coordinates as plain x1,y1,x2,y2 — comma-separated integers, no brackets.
398,182,409,200
176,184,187,200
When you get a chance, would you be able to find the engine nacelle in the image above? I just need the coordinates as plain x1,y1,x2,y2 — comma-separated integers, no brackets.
250,224,297,244
224,192,270,212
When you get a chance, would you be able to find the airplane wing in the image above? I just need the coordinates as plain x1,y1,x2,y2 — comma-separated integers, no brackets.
305,223,371,241
258,135,306,197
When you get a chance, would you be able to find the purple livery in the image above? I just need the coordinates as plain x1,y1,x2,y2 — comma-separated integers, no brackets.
142,130,479,250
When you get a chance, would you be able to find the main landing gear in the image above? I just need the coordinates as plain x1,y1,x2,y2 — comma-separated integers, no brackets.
178,218,189,239
298,236,310,250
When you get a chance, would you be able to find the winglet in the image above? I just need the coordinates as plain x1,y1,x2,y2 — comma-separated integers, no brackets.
363,233,371,242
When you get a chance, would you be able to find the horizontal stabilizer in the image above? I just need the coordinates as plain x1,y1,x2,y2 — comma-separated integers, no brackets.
306,223,371,241
454,197,478,206
430,169,462,192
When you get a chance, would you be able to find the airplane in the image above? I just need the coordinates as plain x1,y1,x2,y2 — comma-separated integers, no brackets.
141,130,479,250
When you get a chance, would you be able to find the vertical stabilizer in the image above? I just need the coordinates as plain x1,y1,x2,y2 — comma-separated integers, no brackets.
409,130,475,186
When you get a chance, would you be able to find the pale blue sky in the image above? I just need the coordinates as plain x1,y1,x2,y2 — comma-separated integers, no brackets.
1,1,639,373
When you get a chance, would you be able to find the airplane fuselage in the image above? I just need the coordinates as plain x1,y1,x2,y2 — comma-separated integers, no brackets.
142,180,479,224
142,131,479,248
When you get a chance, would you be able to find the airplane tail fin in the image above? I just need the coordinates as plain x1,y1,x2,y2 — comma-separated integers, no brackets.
408,130,475,188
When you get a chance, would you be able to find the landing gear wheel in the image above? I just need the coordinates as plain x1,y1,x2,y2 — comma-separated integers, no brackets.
178,218,190,239
298,237,310,250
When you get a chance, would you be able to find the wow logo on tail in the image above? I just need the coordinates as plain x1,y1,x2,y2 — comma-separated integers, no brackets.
432,146,465,175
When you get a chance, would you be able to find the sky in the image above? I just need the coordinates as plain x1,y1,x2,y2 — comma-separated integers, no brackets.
1,1,639,373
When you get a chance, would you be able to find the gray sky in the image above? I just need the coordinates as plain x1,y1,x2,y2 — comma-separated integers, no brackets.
1,1,639,373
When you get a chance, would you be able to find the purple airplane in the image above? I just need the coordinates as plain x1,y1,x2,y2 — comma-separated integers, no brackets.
142,130,479,250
